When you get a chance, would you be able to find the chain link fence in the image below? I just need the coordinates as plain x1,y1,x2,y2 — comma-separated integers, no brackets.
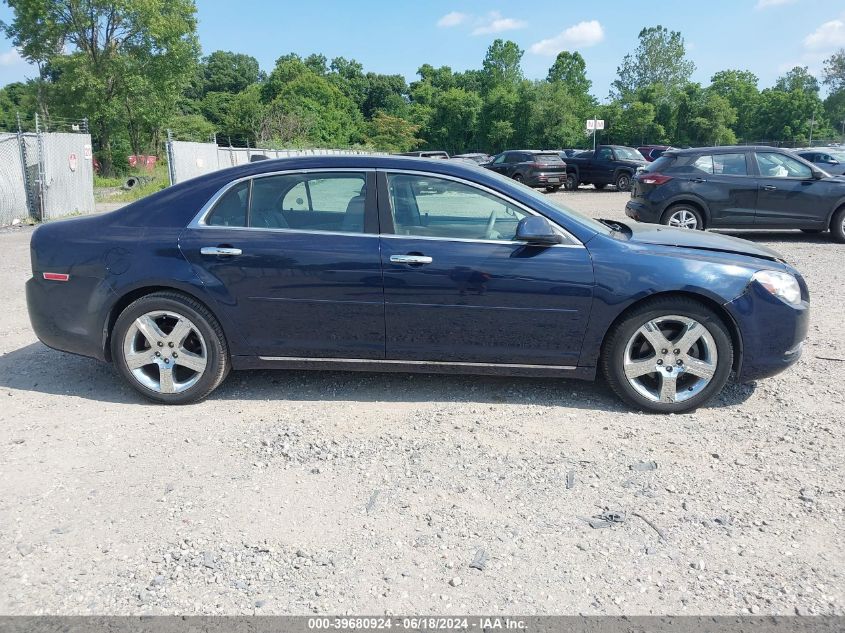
0,121,94,225
166,135,384,185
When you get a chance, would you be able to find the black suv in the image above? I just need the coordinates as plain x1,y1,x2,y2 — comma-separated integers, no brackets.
483,150,568,191
626,146,845,242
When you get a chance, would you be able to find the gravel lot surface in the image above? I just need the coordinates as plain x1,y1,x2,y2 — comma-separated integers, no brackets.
0,189,842,615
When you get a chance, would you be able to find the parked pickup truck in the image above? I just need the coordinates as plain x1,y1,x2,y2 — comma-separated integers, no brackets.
564,145,647,191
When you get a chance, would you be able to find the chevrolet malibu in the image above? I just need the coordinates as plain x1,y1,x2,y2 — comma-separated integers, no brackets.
26,156,809,413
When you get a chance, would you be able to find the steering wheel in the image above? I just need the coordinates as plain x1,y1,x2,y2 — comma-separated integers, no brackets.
484,209,498,239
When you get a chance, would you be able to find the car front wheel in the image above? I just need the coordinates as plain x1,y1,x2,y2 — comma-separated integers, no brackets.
111,291,229,404
601,297,733,413
831,207,845,243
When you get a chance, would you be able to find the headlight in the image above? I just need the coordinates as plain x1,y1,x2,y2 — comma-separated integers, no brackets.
752,270,802,305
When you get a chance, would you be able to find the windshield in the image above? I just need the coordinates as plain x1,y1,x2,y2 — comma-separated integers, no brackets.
615,147,646,161
480,168,612,236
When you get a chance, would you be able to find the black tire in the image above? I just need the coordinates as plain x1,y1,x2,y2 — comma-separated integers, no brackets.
601,296,734,414
565,172,579,191
111,291,230,404
615,172,632,192
544,185,560,193
830,207,845,243
593,183,606,190
513,174,524,183
661,204,704,230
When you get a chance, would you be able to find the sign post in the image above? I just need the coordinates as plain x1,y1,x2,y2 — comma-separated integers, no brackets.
586,118,605,151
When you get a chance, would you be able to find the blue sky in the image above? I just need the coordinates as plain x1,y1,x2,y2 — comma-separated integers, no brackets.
1,0,844,99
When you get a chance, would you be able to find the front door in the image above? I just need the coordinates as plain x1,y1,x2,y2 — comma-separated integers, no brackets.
753,151,829,227
378,171,594,366
179,170,386,359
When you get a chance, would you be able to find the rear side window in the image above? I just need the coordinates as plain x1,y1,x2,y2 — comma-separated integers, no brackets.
644,155,676,173
251,172,367,232
206,180,249,227
713,153,748,176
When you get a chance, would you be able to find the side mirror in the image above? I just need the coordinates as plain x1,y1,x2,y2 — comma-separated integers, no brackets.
515,216,563,245
812,169,825,180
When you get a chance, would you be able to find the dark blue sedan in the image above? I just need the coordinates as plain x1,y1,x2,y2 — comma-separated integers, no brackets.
26,156,809,412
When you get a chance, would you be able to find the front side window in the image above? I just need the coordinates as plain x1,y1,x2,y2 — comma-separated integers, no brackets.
755,152,812,179
387,173,532,241
249,172,367,232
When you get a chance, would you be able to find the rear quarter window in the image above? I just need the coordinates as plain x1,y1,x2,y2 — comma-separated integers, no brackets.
644,155,676,172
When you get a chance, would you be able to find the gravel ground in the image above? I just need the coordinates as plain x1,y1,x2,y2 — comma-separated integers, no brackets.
0,189,843,615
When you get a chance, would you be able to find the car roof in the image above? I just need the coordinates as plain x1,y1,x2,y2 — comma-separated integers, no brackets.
664,145,795,156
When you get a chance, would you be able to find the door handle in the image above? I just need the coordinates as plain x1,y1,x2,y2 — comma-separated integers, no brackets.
763,185,777,191
390,254,433,265
201,246,242,256
691,177,707,183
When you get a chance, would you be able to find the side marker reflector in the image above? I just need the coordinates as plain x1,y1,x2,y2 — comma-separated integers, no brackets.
43,272,70,281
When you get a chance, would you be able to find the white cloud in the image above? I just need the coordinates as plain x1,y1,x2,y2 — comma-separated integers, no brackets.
804,16,845,50
471,11,527,36
437,11,468,28
529,20,605,55
0,49,24,67
755,0,797,9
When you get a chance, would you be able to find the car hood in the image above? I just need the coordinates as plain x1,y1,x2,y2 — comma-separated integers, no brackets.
618,222,784,262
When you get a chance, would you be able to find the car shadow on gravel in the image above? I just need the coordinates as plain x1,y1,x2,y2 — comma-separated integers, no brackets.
0,342,757,411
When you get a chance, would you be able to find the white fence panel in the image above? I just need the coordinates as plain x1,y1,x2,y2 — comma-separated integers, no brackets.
0,134,29,225
41,133,95,221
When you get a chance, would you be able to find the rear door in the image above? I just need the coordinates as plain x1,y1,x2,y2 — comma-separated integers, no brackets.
687,152,757,226
753,151,829,227
179,170,386,359
377,170,594,366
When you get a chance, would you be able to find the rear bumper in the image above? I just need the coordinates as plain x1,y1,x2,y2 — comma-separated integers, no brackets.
26,275,113,362
525,172,566,187
625,200,663,224
725,281,809,382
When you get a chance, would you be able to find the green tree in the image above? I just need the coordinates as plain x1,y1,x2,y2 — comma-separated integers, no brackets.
2,0,199,174
823,49,845,93
427,87,483,152
775,66,820,95
612,25,695,100
364,111,421,152
708,70,759,141
547,51,591,95
481,40,524,88
202,50,261,95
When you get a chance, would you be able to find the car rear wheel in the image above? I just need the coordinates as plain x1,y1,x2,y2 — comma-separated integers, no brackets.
513,174,524,183
565,173,579,191
831,207,845,243
615,172,632,191
602,297,733,413
111,291,229,404
662,204,704,230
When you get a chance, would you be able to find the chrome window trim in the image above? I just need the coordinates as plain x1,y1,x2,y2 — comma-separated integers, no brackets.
381,168,585,248
257,356,576,370
187,168,374,232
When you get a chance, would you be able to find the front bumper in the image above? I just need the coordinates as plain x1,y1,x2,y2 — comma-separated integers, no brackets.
725,280,809,382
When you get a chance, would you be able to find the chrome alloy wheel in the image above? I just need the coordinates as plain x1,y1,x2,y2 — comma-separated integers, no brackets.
622,315,718,404
667,209,699,229
122,310,208,394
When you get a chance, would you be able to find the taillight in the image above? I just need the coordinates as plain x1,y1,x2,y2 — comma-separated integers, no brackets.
640,173,673,185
